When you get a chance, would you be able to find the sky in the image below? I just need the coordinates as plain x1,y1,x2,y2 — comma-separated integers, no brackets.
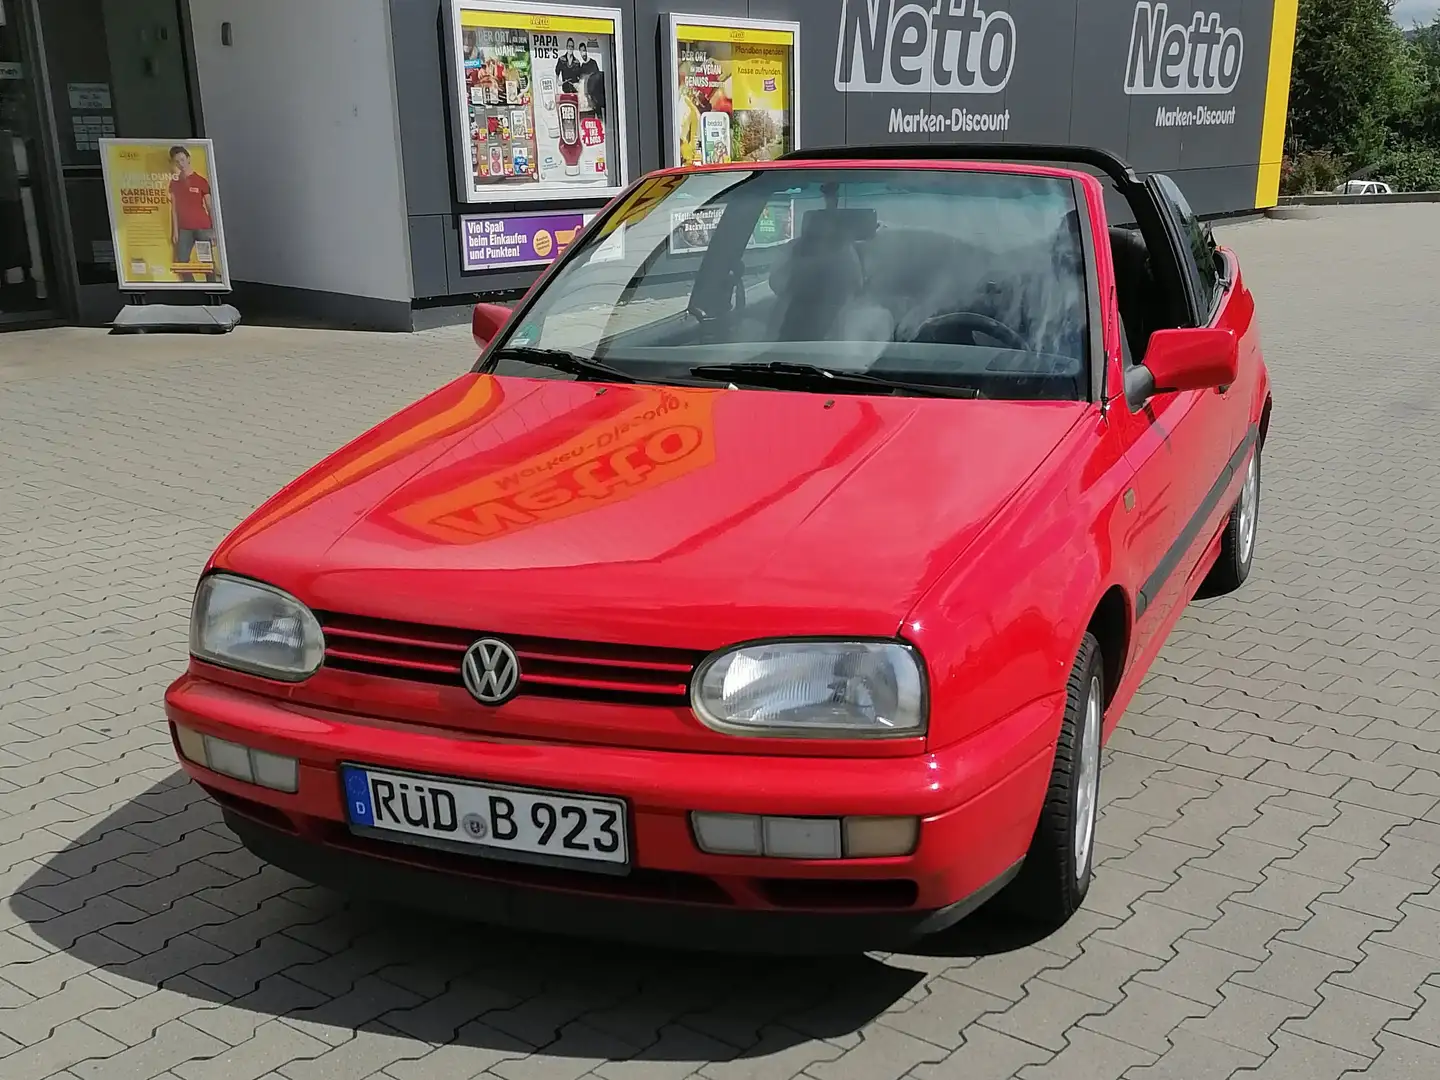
1393,1,1440,27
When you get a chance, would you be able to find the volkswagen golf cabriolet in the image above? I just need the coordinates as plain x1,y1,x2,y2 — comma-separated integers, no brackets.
166,145,1271,951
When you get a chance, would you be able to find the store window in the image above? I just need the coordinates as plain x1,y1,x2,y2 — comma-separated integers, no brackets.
447,0,628,204
664,15,800,168
1,0,59,323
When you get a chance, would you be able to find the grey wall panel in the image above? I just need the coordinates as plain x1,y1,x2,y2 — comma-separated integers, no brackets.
409,215,452,298
1169,164,1258,217
1002,0,1080,145
1069,0,1136,162
391,0,458,217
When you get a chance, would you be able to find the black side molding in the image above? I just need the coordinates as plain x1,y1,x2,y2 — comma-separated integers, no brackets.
1135,423,1258,621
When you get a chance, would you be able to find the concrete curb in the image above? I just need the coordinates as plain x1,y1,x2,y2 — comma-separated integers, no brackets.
1279,191,1440,207
1265,205,1325,220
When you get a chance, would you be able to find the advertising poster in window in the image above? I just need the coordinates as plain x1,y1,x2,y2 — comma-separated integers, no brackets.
667,200,796,256
97,138,231,291
664,15,800,168
448,1,628,204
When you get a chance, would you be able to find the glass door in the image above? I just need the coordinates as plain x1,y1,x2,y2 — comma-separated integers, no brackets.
36,0,197,314
0,0,59,325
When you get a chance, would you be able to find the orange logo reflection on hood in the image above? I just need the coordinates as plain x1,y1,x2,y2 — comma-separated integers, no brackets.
223,377,504,552
390,387,718,544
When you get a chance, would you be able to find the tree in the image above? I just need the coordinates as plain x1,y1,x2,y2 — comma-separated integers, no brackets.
1288,0,1421,163
1402,17,1440,143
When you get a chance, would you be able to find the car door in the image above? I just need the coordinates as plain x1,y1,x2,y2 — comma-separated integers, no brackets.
1149,175,1239,449
1118,178,1236,647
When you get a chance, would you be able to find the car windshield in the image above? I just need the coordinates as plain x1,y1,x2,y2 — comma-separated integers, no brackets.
484,167,1091,401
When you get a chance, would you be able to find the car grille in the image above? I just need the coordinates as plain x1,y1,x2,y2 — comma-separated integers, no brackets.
316,612,704,706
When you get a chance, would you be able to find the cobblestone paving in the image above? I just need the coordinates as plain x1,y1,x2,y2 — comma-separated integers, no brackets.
2,204,1439,1079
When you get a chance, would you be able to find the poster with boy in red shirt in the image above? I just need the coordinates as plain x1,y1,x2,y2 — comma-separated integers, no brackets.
168,146,217,283
99,137,231,291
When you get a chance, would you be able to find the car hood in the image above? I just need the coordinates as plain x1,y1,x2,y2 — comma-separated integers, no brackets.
215,374,1085,647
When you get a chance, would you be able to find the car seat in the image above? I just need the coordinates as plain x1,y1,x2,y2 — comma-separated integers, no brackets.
1109,226,1158,363
768,214,888,341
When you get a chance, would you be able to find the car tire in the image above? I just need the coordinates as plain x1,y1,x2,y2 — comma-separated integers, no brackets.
1199,444,1261,598
999,631,1104,928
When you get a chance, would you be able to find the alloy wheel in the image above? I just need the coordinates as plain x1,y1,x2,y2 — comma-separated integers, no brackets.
1073,676,1102,879
1237,452,1259,567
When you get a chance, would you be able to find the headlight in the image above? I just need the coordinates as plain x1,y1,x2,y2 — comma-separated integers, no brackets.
189,574,324,681
691,640,926,738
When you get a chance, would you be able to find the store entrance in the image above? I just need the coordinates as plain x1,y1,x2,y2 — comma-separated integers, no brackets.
37,0,198,320
0,0,59,326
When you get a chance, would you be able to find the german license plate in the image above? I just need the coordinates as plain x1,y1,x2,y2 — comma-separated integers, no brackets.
341,765,629,868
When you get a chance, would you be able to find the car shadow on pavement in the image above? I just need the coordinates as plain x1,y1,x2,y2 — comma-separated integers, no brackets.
908,906,1058,958
16,773,951,1060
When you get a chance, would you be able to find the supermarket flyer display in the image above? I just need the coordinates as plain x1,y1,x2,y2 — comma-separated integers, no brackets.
453,5,621,200
670,19,797,168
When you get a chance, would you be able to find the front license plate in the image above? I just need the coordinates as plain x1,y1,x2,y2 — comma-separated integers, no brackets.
341,765,629,869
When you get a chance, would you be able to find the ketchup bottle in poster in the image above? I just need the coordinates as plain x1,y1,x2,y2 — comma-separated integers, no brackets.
556,92,582,177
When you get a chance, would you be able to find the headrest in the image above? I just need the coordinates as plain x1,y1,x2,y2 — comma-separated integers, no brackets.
769,237,865,300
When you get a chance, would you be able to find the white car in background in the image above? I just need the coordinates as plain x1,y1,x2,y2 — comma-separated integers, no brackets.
1332,180,1394,196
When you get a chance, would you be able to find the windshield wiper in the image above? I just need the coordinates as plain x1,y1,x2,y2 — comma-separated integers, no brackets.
486,346,639,384
689,361,979,399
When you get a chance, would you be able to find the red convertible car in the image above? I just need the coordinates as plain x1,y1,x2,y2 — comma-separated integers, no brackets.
166,145,1270,951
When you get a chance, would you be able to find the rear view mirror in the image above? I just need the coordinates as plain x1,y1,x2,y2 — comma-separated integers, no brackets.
1125,327,1238,408
472,302,512,351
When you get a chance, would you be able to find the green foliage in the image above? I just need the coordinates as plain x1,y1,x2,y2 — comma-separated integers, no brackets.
1289,0,1419,161
1286,0,1440,189
1369,143,1440,190
1279,150,1347,195
1410,19,1440,80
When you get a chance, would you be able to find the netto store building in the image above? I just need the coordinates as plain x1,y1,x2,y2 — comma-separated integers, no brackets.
0,0,1298,333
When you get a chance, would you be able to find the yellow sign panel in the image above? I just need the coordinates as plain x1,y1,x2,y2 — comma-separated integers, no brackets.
99,138,231,290
732,49,788,112
675,24,794,47
390,388,718,544
460,10,614,35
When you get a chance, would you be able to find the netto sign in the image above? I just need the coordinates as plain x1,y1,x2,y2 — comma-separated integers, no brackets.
1125,3,1244,96
835,0,1016,94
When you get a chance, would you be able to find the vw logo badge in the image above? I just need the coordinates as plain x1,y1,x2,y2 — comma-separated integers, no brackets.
461,637,521,705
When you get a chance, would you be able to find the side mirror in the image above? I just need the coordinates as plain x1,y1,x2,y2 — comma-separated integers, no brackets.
1124,327,1238,408
472,302,512,351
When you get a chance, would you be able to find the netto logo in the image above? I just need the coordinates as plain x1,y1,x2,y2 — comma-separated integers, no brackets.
835,0,1016,95
1125,3,1243,96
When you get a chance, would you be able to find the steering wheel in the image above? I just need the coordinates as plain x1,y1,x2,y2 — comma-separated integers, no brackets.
686,267,746,341
913,311,1029,351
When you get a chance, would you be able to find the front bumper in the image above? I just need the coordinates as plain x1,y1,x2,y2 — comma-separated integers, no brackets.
225,810,1020,952
166,673,1059,949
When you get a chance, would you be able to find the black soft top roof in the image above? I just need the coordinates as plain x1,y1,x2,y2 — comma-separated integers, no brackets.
778,144,1143,193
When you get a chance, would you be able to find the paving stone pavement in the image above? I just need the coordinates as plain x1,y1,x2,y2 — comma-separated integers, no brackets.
1,203,1439,1079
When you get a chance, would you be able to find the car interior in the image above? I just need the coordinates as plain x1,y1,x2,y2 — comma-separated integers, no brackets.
588,202,1094,401
496,147,1213,404
1108,224,1162,367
